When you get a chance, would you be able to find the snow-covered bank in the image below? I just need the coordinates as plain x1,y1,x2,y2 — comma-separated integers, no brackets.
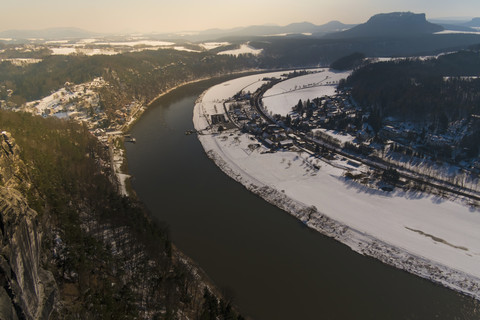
193,71,480,300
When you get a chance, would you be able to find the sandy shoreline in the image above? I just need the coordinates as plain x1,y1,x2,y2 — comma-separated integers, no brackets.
192,73,480,300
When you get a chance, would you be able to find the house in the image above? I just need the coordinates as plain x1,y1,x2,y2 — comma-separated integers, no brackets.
263,138,275,148
279,139,294,148
211,114,226,125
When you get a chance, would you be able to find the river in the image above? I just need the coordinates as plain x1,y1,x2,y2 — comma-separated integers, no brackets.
125,76,479,320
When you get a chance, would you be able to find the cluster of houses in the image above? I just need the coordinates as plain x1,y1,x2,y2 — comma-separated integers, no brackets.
207,97,295,150
18,78,143,139
211,84,479,173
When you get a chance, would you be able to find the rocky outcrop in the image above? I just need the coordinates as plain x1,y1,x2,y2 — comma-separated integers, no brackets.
328,12,444,38
0,132,57,319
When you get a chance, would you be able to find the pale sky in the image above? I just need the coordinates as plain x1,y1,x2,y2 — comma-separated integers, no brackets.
1,0,479,34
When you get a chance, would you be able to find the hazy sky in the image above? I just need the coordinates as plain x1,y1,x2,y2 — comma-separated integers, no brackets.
2,0,479,33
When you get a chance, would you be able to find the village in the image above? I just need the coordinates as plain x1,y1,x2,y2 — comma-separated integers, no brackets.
11,77,143,195
19,77,143,136
204,74,480,197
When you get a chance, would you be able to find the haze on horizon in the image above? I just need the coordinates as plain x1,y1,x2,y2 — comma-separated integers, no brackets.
2,0,479,34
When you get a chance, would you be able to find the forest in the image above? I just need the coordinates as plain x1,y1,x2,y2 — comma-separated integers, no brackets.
0,49,258,121
344,49,480,158
346,50,480,121
0,110,243,319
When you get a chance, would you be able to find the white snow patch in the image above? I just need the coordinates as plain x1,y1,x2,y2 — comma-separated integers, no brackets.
266,33,289,37
199,42,230,50
94,40,174,47
313,128,355,145
77,38,98,44
173,46,200,53
50,47,78,55
45,40,69,44
435,30,480,35
50,47,118,56
217,44,263,56
82,48,118,56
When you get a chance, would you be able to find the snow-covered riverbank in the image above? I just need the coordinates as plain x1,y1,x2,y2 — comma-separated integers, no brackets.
192,70,480,300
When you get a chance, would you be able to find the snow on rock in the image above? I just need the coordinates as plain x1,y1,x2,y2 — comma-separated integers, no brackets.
193,71,480,300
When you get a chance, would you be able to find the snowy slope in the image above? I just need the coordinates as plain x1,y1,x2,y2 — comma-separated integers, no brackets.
263,69,351,115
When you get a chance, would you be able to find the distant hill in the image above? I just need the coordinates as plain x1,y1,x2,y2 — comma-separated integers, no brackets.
0,27,99,40
439,24,477,32
210,21,355,38
463,17,480,27
327,12,444,38
429,17,480,32
173,21,356,41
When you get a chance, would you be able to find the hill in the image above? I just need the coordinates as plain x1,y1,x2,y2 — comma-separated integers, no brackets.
179,20,356,41
463,17,480,27
328,12,444,38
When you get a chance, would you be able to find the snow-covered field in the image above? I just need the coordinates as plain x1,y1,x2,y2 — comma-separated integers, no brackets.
199,42,230,50
50,47,118,56
47,41,203,55
50,47,78,55
193,71,480,299
217,44,263,56
262,69,351,116
94,40,174,47
173,46,200,53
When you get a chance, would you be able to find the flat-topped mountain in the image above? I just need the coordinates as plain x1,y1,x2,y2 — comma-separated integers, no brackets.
327,12,444,38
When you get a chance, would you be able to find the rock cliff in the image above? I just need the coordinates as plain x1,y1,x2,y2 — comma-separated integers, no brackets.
0,131,57,319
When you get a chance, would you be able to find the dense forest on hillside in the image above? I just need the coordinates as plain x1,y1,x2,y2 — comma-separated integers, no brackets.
250,34,480,68
342,50,480,159
0,110,243,319
330,52,366,70
345,50,480,121
0,49,257,110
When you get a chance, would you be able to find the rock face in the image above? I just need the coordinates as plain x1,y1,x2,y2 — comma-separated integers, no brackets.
0,132,57,319
328,12,444,38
